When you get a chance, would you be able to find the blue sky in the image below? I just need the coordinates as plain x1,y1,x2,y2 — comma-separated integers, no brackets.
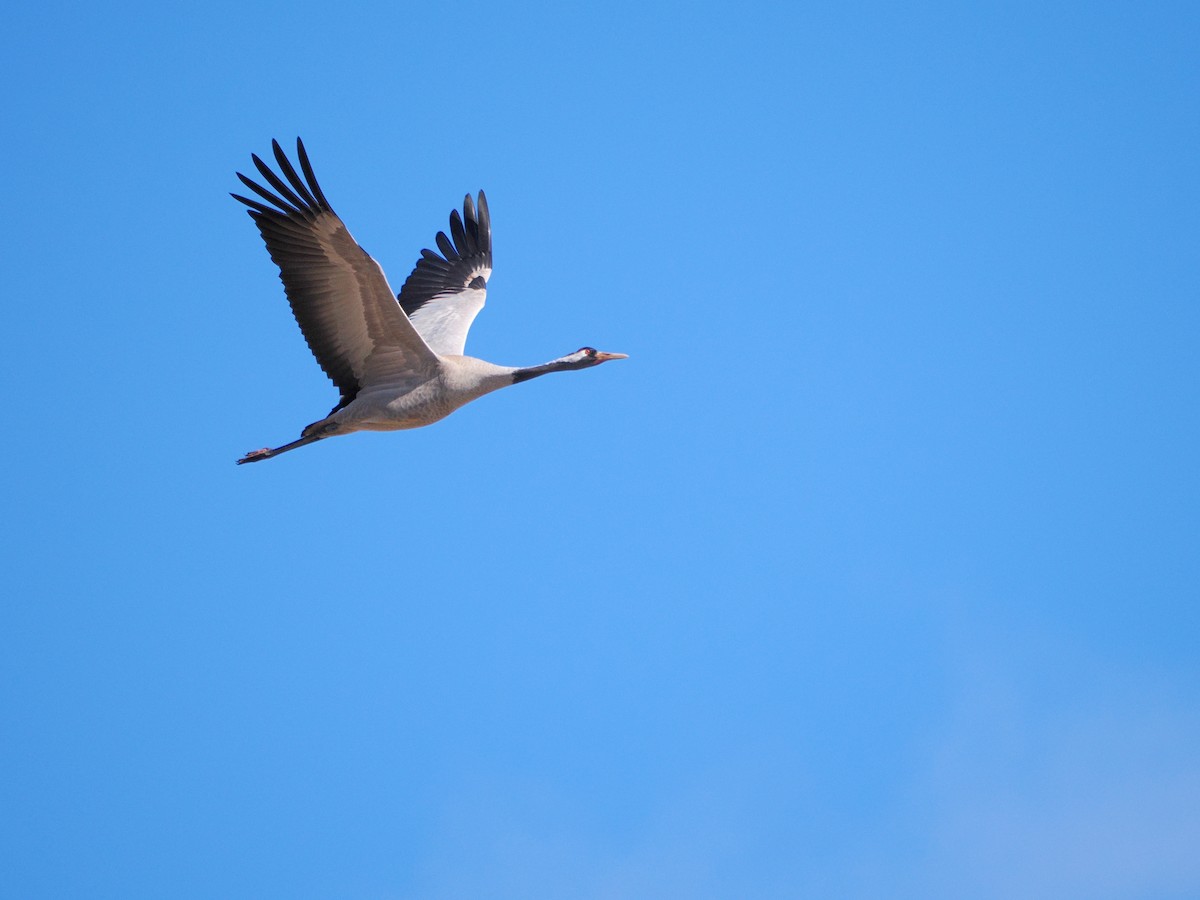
2,2,1197,897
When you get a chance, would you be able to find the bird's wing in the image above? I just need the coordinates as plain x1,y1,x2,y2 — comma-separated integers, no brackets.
396,192,492,357
232,139,440,412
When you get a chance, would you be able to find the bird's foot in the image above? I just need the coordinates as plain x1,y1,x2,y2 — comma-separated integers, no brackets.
236,448,273,465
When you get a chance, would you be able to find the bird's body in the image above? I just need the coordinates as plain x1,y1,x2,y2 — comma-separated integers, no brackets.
232,139,626,464
332,357,515,432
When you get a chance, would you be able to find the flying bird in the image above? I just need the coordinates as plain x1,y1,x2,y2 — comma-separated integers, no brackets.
232,138,627,464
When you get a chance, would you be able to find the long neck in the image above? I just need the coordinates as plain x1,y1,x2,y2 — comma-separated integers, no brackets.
511,357,581,384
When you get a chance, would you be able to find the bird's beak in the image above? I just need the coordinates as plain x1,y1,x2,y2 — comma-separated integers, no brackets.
593,351,629,361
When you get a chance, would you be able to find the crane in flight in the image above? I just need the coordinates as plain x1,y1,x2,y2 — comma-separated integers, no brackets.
232,138,626,464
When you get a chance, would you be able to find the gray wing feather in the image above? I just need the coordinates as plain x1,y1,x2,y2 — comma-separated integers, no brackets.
233,139,439,411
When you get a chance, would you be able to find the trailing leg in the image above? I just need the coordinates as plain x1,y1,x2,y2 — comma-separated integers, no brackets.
236,421,340,465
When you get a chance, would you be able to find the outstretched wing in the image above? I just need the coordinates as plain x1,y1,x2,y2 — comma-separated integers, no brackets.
397,192,492,357
232,139,440,412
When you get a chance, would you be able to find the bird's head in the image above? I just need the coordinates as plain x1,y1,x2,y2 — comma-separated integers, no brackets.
560,347,629,369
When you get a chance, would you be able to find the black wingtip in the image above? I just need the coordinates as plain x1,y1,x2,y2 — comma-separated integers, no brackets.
269,137,319,208
434,231,456,259
252,150,311,212
230,191,276,217
476,190,491,251
294,137,332,210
